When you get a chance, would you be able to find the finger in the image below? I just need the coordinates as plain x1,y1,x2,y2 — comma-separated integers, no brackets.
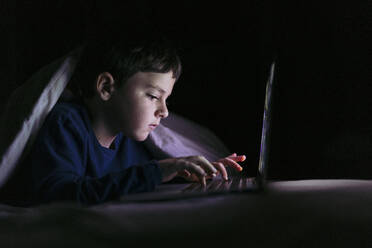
219,157,243,172
180,171,200,182
190,156,218,176
228,153,237,157
183,162,207,186
227,154,246,162
190,174,200,182
212,162,228,181
200,176,206,187
205,174,215,180
177,169,191,178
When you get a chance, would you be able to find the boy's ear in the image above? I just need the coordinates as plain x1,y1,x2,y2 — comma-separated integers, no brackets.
96,72,115,101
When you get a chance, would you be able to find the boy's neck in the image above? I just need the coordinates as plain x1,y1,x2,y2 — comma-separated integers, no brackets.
93,124,117,149
83,99,118,149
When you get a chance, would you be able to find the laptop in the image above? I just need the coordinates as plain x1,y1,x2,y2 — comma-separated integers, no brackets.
120,61,276,202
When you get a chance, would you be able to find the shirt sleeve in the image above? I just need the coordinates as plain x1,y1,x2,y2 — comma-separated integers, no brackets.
30,115,162,206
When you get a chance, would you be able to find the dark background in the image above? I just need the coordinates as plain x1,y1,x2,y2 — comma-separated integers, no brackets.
1,0,371,179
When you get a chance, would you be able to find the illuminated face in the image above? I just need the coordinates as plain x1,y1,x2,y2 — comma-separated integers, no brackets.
108,71,175,141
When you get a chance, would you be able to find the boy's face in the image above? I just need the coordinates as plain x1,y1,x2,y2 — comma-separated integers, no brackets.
108,71,175,141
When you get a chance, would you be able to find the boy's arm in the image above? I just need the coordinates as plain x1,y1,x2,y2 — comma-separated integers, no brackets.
37,161,162,205
30,116,162,206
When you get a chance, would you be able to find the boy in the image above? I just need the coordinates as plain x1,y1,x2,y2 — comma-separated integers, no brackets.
8,30,246,206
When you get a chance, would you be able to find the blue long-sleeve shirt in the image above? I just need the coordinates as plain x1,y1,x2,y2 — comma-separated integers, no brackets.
6,100,162,206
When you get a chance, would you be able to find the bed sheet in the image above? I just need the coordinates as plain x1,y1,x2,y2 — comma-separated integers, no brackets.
1,179,371,248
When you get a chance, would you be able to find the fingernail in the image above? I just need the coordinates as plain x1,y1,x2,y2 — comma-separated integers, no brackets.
212,173,217,177
240,155,246,162
224,176,228,181
238,166,243,172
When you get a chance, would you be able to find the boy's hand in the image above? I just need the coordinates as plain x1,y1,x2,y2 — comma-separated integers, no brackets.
212,153,246,181
157,153,246,186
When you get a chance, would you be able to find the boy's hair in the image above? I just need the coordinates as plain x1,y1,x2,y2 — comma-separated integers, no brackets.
69,29,182,99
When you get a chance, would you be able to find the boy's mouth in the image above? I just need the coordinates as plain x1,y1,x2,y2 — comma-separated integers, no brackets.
149,123,159,130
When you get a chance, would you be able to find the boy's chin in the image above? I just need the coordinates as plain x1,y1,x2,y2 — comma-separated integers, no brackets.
131,132,150,142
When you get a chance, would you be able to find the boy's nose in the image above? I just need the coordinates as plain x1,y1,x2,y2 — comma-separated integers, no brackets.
156,103,169,119
159,106,169,119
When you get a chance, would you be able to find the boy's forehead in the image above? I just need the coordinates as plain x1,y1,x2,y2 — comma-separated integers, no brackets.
127,72,175,93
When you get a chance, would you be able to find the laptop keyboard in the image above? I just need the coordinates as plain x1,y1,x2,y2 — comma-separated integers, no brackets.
182,177,257,193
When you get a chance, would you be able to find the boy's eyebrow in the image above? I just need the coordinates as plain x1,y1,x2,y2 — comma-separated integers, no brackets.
145,84,166,94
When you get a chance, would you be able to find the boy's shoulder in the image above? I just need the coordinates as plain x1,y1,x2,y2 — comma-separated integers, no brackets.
51,100,85,116
44,100,91,133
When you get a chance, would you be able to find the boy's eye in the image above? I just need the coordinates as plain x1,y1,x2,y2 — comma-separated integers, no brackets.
147,93,170,106
147,94,159,100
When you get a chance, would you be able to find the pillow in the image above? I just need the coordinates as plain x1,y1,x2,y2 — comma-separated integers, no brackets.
144,112,231,162
0,50,80,188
